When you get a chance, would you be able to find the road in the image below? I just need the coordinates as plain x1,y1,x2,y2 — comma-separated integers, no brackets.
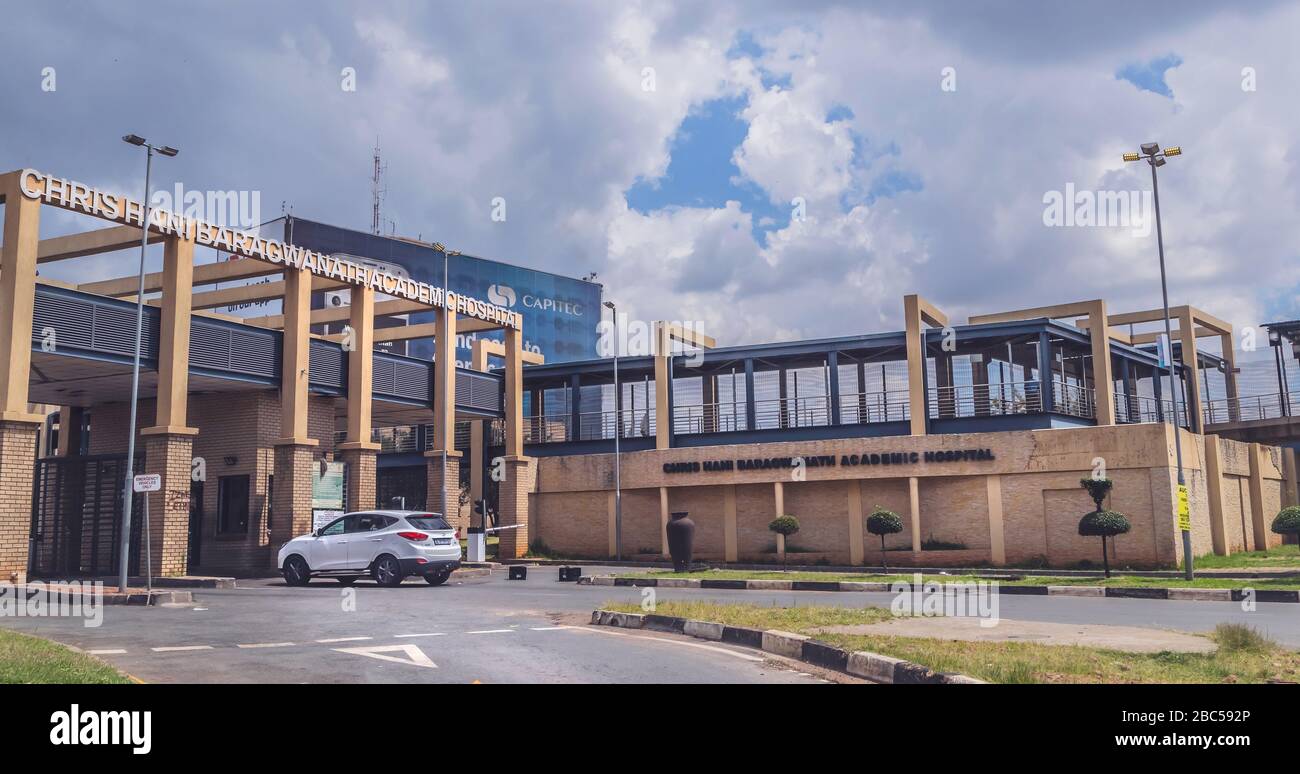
3,564,1298,683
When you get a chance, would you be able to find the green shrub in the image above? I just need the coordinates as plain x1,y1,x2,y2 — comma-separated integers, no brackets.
866,507,904,571
1079,477,1113,510
768,515,800,536
1079,508,1131,577
1271,506,1300,538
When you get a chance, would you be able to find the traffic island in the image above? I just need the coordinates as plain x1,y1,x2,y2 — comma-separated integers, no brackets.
589,609,982,684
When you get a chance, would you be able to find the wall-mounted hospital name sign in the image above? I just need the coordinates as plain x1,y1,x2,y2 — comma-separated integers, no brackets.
663,448,997,475
17,169,521,330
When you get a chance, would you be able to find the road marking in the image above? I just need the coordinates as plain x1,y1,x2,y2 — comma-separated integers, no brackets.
333,643,437,669
236,642,295,649
529,626,574,631
151,645,214,652
465,629,514,635
87,648,127,655
394,632,446,638
315,636,373,643
571,627,764,662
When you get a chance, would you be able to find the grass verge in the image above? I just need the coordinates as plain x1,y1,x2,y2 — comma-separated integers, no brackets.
1191,544,1300,570
618,568,1300,590
0,629,132,684
602,601,1300,684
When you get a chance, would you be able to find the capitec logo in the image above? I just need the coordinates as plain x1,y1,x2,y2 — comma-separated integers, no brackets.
486,284,584,317
50,705,151,755
487,284,517,308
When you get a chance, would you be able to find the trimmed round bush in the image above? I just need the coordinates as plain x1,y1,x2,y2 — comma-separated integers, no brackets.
1079,477,1113,509
866,508,904,536
768,515,800,536
1271,506,1300,536
1078,509,1132,537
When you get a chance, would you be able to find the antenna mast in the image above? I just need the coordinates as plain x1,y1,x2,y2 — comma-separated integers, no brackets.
371,140,387,236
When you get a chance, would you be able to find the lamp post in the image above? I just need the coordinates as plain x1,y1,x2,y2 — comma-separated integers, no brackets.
118,135,179,594
1124,142,1193,580
603,300,622,561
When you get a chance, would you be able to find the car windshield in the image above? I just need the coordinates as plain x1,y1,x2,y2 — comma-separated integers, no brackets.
405,515,452,531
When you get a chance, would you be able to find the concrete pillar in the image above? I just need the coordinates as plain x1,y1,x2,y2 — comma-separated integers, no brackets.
504,327,525,457
270,442,316,567
1087,300,1115,425
654,322,671,449
607,490,617,557
568,374,582,441
426,450,462,526
0,420,40,583
1248,443,1269,550
659,486,670,556
1203,435,1230,556
723,485,738,562
497,456,535,559
773,481,785,560
341,447,377,512
827,351,841,425
141,432,194,576
1283,448,1299,508
908,476,922,554
1178,309,1202,433
904,295,928,435
847,480,864,565
743,358,757,430
1,175,45,583
986,475,1005,566
57,406,84,457
278,267,314,445
1038,332,1054,414
1220,332,1240,422
150,236,195,433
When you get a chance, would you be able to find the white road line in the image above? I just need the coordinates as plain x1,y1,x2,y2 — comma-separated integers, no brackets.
465,629,514,635
315,636,373,643
236,642,295,649
571,627,764,662
87,648,127,655
529,626,574,631
150,645,214,652
394,632,446,638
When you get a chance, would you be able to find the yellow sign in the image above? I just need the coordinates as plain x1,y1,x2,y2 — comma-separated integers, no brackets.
1177,484,1191,531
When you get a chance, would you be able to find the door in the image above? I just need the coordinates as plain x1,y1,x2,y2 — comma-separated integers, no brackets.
346,513,395,569
310,516,351,570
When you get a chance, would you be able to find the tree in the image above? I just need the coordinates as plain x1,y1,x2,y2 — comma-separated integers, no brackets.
866,507,903,572
1078,477,1129,577
768,515,800,570
1271,506,1300,549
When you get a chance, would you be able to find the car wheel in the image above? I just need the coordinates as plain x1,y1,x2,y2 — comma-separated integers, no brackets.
424,570,451,586
372,555,403,587
336,577,357,586
283,556,311,586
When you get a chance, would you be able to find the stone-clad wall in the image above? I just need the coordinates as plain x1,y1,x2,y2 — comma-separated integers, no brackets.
529,423,1287,569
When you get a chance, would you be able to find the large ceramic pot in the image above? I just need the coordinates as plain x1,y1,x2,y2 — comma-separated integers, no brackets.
665,511,695,572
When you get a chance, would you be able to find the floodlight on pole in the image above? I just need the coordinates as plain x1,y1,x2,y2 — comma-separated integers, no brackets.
1123,141,1192,580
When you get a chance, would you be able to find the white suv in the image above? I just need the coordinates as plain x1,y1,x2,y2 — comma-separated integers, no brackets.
278,511,462,587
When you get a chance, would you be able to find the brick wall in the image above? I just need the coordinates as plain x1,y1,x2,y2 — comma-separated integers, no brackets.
0,420,39,583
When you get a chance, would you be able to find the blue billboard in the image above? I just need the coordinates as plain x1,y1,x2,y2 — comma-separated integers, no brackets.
264,217,602,366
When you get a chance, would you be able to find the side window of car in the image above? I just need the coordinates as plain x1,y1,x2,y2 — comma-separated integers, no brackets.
320,518,346,536
343,514,369,533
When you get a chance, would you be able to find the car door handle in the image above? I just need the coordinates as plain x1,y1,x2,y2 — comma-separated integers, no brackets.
366,537,383,542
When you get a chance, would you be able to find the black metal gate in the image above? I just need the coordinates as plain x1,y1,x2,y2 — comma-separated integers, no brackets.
376,465,426,511
29,454,143,578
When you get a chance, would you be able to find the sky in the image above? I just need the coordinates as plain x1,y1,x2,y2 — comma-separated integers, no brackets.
2,0,1299,360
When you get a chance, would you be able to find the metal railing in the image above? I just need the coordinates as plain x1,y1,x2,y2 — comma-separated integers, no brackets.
673,403,747,435
333,422,474,452
1114,392,1187,427
752,395,830,430
1051,380,1095,419
1203,392,1300,425
928,381,1042,419
839,390,911,424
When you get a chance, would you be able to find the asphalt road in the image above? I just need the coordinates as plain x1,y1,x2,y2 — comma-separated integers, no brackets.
3,564,1298,683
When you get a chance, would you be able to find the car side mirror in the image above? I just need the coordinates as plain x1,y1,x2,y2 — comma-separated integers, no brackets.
311,529,321,538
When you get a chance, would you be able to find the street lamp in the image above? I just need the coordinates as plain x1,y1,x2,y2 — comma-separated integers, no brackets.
118,134,179,594
603,299,622,561
1124,141,1192,580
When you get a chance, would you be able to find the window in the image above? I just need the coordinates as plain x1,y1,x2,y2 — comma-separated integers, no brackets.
217,475,251,534
319,517,346,536
406,515,452,531
345,513,394,533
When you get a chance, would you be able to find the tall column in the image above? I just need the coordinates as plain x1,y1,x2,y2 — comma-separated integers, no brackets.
426,306,461,519
847,480,864,565
904,295,928,435
497,327,533,558
272,268,317,564
0,173,45,583
723,485,738,562
339,286,378,509
908,476,922,554
654,322,671,449
1220,332,1240,423
773,481,785,559
139,235,200,576
1178,309,1203,433
568,374,582,441
1247,443,1269,550
1086,300,1115,425
57,406,84,456
743,358,757,430
986,475,1006,566
1203,435,1229,556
